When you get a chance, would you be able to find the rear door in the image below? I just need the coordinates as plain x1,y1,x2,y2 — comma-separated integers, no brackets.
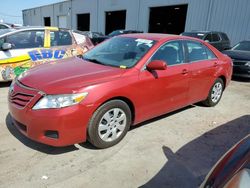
137,40,190,120
49,29,75,58
184,40,218,103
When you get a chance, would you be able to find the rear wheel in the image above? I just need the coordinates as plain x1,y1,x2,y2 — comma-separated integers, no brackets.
87,100,131,148
203,78,224,107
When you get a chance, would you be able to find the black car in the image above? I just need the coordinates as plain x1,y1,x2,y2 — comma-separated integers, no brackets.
223,41,250,78
181,31,231,51
94,29,143,45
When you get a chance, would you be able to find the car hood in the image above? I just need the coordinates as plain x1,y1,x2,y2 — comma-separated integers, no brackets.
223,50,250,61
18,57,126,94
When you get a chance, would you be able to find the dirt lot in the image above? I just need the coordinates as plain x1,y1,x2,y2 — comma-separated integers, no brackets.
0,79,249,188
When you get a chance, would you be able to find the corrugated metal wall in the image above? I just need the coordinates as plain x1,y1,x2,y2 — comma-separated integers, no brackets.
206,0,250,45
23,0,250,45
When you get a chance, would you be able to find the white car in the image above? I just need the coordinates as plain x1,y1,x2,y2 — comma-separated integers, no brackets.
0,26,94,81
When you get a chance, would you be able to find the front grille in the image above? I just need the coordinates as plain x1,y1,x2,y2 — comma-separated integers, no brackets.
9,92,34,108
233,60,247,66
8,80,39,109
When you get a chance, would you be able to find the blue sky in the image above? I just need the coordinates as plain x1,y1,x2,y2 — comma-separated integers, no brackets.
0,0,63,24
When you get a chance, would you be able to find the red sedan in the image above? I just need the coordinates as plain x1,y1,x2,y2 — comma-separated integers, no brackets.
8,34,232,148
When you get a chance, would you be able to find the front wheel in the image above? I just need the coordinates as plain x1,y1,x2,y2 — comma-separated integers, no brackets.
202,78,224,107
87,100,132,149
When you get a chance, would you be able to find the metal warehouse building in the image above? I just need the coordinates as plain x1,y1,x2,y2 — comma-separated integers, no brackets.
23,0,250,45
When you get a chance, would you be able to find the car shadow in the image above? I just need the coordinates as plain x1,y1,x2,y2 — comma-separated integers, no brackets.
0,81,11,88
5,113,79,154
131,105,196,130
140,115,250,188
5,105,197,153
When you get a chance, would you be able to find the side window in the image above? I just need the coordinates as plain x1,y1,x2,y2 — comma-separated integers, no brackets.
6,30,44,49
212,34,220,42
0,37,4,49
204,34,212,42
220,33,229,41
50,30,72,46
187,41,216,62
206,48,217,59
151,41,184,66
0,25,8,29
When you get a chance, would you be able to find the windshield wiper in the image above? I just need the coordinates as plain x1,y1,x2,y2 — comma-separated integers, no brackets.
83,57,107,66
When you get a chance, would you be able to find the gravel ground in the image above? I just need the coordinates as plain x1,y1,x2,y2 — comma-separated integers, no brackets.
0,79,249,188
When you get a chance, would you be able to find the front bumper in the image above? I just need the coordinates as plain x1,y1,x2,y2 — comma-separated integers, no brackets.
8,80,95,147
9,103,93,146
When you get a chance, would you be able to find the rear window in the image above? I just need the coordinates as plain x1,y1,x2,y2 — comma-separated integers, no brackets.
186,41,216,62
220,33,229,41
50,30,72,46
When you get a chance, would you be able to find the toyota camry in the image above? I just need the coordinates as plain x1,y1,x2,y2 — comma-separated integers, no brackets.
8,34,232,148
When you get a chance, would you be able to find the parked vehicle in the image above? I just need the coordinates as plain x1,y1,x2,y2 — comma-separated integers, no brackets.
200,135,250,188
94,29,143,44
0,22,21,29
0,26,94,81
8,34,232,148
223,41,250,78
181,31,231,51
0,23,20,29
79,31,105,45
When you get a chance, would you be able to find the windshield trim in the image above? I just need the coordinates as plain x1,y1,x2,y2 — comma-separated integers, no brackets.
232,41,250,51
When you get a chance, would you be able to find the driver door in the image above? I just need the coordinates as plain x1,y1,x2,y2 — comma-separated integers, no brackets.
136,40,190,121
1,30,45,61
0,30,45,80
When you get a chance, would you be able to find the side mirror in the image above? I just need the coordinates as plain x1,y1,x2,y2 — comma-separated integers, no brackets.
2,43,12,51
146,60,167,71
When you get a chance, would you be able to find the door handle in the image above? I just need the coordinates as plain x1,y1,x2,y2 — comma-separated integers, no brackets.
182,69,188,75
213,62,218,67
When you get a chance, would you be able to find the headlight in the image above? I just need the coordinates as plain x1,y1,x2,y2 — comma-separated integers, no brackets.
245,62,250,67
32,92,88,110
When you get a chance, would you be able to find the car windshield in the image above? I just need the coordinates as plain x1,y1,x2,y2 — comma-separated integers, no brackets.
0,29,14,36
181,32,205,39
83,37,156,68
108,30,124,37
232,41,250,51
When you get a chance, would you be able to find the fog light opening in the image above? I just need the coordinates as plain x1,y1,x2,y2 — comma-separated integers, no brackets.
45,130,59,139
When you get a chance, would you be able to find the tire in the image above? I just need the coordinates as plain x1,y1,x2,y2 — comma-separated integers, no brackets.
202,78,224,107
87,100,132,149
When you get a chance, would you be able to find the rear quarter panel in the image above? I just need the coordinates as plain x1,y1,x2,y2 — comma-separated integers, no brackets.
203,41,233,88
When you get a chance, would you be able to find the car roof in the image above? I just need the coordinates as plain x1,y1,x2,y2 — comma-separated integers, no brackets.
121,33,200,42
0,26,69,37
183,31,226,34
16,26,60,30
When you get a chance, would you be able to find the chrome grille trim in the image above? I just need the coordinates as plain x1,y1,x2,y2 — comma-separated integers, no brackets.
16,79,39,92
9,80,41,109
